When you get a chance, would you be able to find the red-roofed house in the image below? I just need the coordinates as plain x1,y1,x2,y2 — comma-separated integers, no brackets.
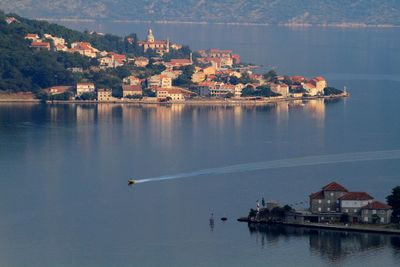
25,33,40,42
309,182,348,214
70,42,99,58
339,192,374,221
169,58,192,67
309,182,392,224
361,201,392,224
122,85,142,98
155,87,184,101
30,41,50,51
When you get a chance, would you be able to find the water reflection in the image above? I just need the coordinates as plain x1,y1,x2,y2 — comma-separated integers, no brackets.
248,223,400,264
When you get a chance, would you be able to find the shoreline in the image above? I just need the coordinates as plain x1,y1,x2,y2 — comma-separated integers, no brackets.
0,93,348,105
239,218,400,235
36,18,400,29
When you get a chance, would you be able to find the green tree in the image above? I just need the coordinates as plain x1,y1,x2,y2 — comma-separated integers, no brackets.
263,70,277,81
387,186,400,223
79,92,96,100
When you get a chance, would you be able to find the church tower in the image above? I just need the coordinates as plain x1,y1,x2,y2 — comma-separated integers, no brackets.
147,29,155,43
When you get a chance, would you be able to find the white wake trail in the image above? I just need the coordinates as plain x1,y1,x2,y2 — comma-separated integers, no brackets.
134,150,400,184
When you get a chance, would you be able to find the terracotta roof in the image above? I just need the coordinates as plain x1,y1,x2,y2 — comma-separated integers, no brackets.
170,59,192,64
122,85,142,91
310,190,324,199
314,76,326,82
97,88,112,92
339,192,374,201
25,33,39,38
208,49,233,54
168,89,183,94
31,42,50,47
322,182,348,192
77,82,95,86
361,201,392,210
291,76,305,83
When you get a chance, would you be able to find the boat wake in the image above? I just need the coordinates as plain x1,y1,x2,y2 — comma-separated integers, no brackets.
134,149,400,184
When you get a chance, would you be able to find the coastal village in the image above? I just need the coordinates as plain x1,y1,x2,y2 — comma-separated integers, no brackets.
242,181,399,233
23,28,345,103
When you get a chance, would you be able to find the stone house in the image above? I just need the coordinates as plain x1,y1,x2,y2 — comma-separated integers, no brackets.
360,201,392,224
309,182,349,213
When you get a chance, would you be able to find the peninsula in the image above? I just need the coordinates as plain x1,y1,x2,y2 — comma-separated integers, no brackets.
0,11,347,104
238,182,400,235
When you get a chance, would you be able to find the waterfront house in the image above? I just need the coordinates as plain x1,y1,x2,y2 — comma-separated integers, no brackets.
97,89,113,101
339,192,374,222
309,182,349,213
155,87,184,101
303,76,326,96
270,83,289,97
309,182,393,224
76,82,95,96
190,81,215,96
46,86,73,95
360,201,392,224
122,85,142,98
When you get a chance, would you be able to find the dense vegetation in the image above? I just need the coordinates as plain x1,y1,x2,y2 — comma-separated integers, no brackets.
387,186,400,224
2,1,400,26
241,85,280,97
0,10,180,94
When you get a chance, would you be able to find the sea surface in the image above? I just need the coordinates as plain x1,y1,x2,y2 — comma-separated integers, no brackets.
1,22,400,267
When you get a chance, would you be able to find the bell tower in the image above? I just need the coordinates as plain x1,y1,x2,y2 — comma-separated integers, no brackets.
147,29,155,43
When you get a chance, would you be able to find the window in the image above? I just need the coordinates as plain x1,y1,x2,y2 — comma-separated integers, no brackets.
364,217,368,222
354,209,357,213
372,210,376,214
380,217,384,223
330,192,334,196
345,209,349,213
327,200,331,204
318,200,322,204
327,207,330,211
318,207,321,212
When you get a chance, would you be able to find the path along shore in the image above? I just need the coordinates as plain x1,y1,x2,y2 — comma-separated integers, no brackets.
0,93,349,105
238,217,400,235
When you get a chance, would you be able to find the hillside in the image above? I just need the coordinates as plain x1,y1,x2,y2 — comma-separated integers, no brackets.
1,0,400,26
0,10,142,93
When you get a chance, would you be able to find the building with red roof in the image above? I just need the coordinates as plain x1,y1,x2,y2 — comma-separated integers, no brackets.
122,85,142,98
361,201,392,224
308,182,392,224
30,41,50,51
309,181,348,214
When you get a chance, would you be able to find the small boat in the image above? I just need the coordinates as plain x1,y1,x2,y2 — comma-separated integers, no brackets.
128,179,136,185
220,217,227,221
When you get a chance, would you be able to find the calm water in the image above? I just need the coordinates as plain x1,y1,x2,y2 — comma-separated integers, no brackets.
1,23,400,266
